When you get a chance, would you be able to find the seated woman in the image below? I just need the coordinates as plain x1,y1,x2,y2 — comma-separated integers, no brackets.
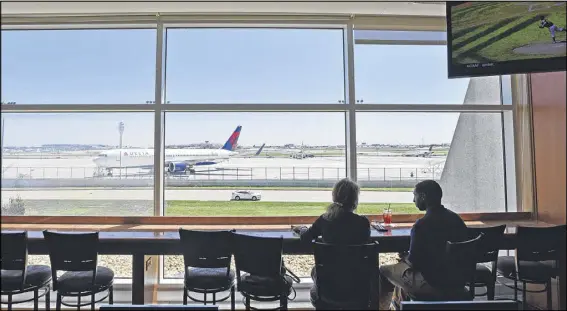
296,178,370,244
295,178,375,308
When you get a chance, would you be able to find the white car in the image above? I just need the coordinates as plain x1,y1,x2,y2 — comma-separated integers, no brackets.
231,190,262,201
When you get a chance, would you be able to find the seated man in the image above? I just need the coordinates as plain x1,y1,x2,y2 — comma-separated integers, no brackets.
379,180,468,309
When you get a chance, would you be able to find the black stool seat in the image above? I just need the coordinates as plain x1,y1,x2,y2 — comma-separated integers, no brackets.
474,263,493,285
407,287,471,302
57,266,114,293
541,260,559,277
185,267,235,290
1,265,52,293
497,256,554,283
239,274,292,297
309,286,369,310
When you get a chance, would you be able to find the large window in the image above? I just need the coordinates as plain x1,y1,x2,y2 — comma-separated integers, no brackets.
1,27,517,219
1,113,154,216
353,30,515,214
355,44,473,105
163,112,346,217
165,28,344,104
1,21,521,285
1,29,156,105
356,112,512,213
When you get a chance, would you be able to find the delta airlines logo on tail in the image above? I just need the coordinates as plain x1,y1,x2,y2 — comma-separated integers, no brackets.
221,126,242,151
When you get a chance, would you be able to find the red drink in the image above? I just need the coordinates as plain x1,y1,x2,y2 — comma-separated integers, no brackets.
383,209,392,225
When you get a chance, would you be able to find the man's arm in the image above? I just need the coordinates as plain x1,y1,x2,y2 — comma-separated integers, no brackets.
406,221,425,270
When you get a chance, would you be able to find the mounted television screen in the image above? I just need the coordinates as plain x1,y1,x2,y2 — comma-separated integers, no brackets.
447,1,567,78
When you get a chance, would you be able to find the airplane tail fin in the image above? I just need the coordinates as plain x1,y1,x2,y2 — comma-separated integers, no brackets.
221,126,242,151
255,143,266,156
429,145,433,151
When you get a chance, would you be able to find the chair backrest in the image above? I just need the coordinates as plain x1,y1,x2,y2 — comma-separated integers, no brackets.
400,300,520,310
231,233,283,281
467,225,506,264
445,233,484,287
313,241,379,308
1,231,28,289
179,229,233,270
43,230,99,289
515,225,566,261
515,225,566,279
1,231,28,271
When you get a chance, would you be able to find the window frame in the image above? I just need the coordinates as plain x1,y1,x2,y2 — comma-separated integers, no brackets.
1,14,528,225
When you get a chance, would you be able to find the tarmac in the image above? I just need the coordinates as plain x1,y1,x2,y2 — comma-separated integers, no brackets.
2,188,414,203
1,154,441,206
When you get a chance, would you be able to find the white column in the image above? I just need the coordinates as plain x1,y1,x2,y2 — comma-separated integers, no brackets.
153,18,165,217
344,21,357,181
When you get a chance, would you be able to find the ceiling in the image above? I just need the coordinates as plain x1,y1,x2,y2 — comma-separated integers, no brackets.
1,1,446,17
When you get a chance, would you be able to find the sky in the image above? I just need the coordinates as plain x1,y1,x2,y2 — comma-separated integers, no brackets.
1,28,510,147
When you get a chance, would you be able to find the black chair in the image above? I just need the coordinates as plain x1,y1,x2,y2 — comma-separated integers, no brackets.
405,234,483,302
400,300,521,310
466,225,507,300
496,225,566,310
231,233,292,310
179,229,236,310
310,241,379,310
1,231,52,311
43,231,114,310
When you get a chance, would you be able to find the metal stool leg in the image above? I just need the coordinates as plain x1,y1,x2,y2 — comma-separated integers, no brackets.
514,278,518,301
245,297,250,311
7,294,13,311
281,294,288,310
522,281,527,310
213,292,216,304
78,294,81,310
91,293,95,310
204,293,207,305
183,286,187,305
56,293,62,311
230,287,235,311
109,286,114,304
34,289,39,311
487,282,495,300
46,288,51,311
546,279,553,310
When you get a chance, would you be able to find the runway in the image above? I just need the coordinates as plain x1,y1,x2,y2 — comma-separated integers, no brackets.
2,188,413,203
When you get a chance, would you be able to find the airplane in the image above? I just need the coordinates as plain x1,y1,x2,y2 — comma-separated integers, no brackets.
93,126,259,176
283,142,314,160
402,145,434,158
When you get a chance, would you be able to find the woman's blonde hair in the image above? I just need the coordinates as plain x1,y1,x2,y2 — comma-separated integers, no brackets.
324,178,360,220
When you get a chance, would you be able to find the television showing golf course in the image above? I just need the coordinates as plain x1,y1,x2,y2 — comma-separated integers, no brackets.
447,1,567,77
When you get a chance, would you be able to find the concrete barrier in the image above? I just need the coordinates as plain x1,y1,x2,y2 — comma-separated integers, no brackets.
1,178,422,189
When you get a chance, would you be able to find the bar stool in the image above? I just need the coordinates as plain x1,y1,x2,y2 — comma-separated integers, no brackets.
496,225,566,310
466,225,506,300
43,230,114,310
1,231,52,311
310,241,379,310
179,229,236,310
232,233,292,310
403,234,484,302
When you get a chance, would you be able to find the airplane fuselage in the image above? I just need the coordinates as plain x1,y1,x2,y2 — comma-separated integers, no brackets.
93,148,235,169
